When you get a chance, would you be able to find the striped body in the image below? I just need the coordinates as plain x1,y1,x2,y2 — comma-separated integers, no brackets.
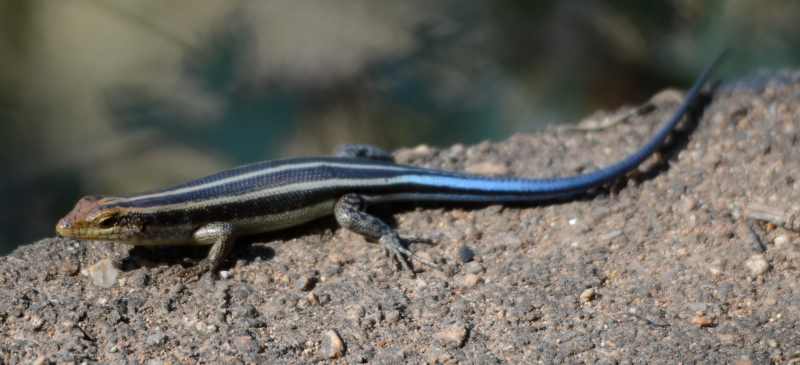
55,51,725,249
80,156,630,244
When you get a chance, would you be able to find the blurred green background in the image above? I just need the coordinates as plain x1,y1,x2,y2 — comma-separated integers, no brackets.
1,0,797,253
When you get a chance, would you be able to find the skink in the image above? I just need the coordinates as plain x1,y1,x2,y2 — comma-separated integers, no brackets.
56,52,726,276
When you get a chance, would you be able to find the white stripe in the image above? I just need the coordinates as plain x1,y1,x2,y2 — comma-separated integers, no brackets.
124,160,425,203
133,174,542,214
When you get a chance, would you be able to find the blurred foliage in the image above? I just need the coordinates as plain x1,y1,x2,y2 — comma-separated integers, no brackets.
0,0,797,252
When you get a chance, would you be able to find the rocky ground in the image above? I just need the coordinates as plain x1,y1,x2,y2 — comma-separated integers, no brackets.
2,71,800,364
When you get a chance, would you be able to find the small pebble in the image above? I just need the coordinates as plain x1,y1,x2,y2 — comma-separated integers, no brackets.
435,323,468,348
321,330,345,359
690,313,715,327
650,89,683,105
457,245,475,263
773,235,789,246
346,305,366,322
30,315,44,331
463,262,484,275
744,254,770,276
394,144,433,163
462,274,481,288
448,144,465,157
233,335,258,353
679,197,698,213
145,332,166,346
219,270,233,280
327,253,347,265
580,288,596,303
61,259,80,276
234,304,259,319
306,292,319,305
384,309,401,324
129,271,150,288
83,259,119,288
465,161,509,176
707,259,724,276
294,273,318,291
717,333,737,345
194,321,217,334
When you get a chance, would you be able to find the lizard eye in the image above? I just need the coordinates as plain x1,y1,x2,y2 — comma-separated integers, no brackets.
96,214,119,229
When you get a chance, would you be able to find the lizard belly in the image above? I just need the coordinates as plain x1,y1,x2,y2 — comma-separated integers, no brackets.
232,199,337,236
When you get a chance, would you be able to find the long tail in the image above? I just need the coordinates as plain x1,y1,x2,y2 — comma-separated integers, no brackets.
365,50,728,204
546,49,729,194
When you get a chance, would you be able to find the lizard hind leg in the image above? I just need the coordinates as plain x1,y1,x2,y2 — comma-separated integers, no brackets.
334,144,394,162
334,193,436,274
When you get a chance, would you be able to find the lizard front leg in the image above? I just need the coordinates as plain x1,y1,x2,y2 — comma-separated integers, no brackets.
183,222,236,279
334,193,433,273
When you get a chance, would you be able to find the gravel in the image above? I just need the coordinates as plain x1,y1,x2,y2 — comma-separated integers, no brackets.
3,73,800,363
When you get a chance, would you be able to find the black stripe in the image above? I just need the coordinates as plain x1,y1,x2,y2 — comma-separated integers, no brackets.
116,161,451,208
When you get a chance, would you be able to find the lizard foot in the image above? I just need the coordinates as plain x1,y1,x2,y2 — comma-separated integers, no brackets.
379,233,439,274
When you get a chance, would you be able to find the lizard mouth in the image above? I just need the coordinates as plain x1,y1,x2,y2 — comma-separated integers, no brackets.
55,217,115,240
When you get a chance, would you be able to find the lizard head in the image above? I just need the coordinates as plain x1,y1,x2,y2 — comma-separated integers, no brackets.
56,195,143,242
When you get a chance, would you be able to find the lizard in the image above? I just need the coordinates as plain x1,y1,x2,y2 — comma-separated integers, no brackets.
55,51,727,277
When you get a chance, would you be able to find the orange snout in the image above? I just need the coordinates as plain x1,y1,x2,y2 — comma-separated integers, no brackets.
54,195,106,238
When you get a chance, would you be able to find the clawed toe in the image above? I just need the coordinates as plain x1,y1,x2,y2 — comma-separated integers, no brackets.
378,233,441,274
380,235,414,272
